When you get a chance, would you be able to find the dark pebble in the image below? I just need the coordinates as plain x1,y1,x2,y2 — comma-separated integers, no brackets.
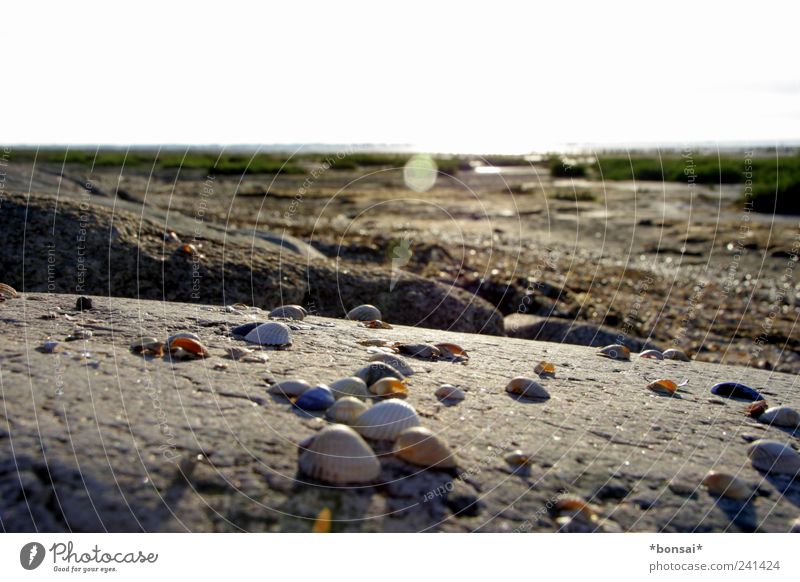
75,296,93,311
592,482,630,501
446,492,483,517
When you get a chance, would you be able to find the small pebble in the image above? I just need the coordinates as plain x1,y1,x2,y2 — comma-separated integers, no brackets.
75,296,93,311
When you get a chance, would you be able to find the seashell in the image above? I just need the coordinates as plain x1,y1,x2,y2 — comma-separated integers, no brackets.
791,518,800,533
130,337,164,357
505,377,550,400
745,400,769,419
295,386,335,411
398,343,440,359
552,496,598,525
298,424,381,485
179,243,201,256
639,349,664,360
361,320,393,329
701,471,752,501
226,346,254,360
166,332,201,347
0,282,19,299
354,362,405,386
435,343,469,360
244,322,292,347
711,382,764,401
312,507,332,533
231,322,262,337
369,377,408,399
597,344,630,361
759,406,800,429
435,384,466,402
647,378,677,396
329,377,370,400
662,348,690,362
394,426,457,469
346,304,382,321
534,361,556,376
326,397,369,424
368,353,415,376
505,450,533,467
354,399,420,441
269,305,306,320
747,440,800,476
167,337,209,358
267,379,312,398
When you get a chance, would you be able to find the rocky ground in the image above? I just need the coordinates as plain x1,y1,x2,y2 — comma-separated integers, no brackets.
1,158,797,372
1,293,798,533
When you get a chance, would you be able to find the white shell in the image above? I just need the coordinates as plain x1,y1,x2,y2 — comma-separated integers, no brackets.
597,344,630,361
639,349,664,360
747,440,800,475
435,384,465,401
394,426,457,468
759,406,800,428
662,348,690,361
269,305,306,320
298,425,381,485
329,377,370,400
326,397,369,424
346,304,382,321
244,322,292,346
505,377,550,400
267,379,312,397
354,400,420,441
368,353,415,376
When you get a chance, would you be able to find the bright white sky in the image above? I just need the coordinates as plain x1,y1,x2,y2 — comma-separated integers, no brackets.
5,0,799,152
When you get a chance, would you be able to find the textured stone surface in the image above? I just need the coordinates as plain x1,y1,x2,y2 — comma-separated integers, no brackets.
505,313,660,352
0,192,503,335
1,293,798,532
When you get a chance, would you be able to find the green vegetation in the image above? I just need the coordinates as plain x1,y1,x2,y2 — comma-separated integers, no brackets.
585,153,800,215
594,155,743,183
9,149,306,176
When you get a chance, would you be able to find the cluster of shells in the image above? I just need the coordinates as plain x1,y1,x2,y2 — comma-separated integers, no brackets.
269,348,461,485
131,332,210,360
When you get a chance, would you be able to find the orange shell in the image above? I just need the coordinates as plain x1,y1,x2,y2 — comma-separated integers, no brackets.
534,361,556,376
168,337,209,357
312,507,332,533
745,400,768,418
647,379,677,395
435,343,469,359
369,377,408,398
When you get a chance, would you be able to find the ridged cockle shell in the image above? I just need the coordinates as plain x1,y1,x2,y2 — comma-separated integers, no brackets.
346,304,382,321
354,400,420,441
245,322,292,347
298,425,381,485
